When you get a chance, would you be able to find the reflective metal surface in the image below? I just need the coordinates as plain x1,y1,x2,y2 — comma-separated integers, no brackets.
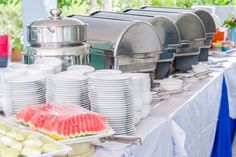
90,11,177,77
124,9,206,42
123,9,206,70
70,15,162,73
140,7,215,61
23,45,90,70
90,11,181,48
27,9,86,48
141,6,216,35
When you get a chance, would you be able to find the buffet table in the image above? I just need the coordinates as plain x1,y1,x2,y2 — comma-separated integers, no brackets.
1,52,236,157
92,52,236,157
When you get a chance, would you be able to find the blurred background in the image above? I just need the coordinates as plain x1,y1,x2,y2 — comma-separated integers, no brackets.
0,0,235,61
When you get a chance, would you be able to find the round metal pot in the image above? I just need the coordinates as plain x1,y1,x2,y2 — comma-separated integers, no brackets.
27,9,86,48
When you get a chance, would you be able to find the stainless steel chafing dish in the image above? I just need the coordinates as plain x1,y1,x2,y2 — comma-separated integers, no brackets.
23,9,90,70
141,6,216,61
90,11,181,79
69,15,162,73
124,9,206,71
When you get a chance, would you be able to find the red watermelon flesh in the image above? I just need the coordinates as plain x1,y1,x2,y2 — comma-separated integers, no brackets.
16,103,108,140
15,105,38,124
70,116,76,138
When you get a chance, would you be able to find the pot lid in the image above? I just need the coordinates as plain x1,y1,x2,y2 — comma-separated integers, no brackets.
29,9,85,27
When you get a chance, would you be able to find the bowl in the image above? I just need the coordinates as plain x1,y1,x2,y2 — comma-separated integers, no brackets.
159,78,183,91
192,63,209,73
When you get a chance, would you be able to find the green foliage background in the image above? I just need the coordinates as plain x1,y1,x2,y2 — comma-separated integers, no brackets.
58,0,235,15
0,0,234,50
0,0,23,51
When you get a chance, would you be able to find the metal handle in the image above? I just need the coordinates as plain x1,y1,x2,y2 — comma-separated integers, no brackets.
50,9,62,20
47,27,55,33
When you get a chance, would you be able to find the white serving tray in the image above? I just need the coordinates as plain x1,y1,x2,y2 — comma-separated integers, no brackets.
60,128,115,145
24,130,71,157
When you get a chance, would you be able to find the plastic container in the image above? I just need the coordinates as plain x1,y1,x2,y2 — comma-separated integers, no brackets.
222,41,233,52
0,35,9,57
212,42,222,51
0,35,9,67
0,57,8,67
213,30,226,42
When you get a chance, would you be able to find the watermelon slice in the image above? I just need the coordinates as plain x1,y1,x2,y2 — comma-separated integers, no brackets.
15,103,108,140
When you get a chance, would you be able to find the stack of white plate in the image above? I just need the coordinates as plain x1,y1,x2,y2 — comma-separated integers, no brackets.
8,63,55,77
2,70,46,116
35,57,62,73
67,65,95,75
123,73,152,124
28,64,55,76
88,73,135,135
9,63,29,70
46,72,90,109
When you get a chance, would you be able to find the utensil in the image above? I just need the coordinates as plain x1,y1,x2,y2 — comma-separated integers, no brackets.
208,59,228,65
99,136,142,145
173,70,213,79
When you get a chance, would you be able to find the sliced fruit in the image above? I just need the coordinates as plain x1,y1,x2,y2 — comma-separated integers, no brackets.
15,103,108,140
21,146,42,156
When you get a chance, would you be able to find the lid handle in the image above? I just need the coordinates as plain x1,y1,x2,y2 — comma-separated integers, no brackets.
50,9,62,20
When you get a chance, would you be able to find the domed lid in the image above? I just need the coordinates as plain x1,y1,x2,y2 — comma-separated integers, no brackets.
29,9,85,27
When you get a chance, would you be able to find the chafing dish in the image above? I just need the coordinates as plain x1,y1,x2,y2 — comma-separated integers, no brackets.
69,15,162,73
23,9,90,70
124,9,206,71
90,11,181,79
141,6,216,61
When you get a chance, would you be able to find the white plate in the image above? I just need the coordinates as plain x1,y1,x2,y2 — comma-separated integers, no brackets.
89,70,122,76
67,65,95,74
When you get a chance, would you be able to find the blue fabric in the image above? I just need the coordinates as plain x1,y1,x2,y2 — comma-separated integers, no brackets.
211,77,236,157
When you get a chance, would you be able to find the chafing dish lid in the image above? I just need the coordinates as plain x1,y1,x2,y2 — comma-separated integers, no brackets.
69,15,162,56
91,11,181,47
29,9,85,27
141,6,216,35
124,9,206,42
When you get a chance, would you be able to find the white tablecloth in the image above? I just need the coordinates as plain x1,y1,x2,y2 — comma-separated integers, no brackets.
152,71,223,157
206,54,236,119
2,53,236,157
91,117,172,157
93,52,236,157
